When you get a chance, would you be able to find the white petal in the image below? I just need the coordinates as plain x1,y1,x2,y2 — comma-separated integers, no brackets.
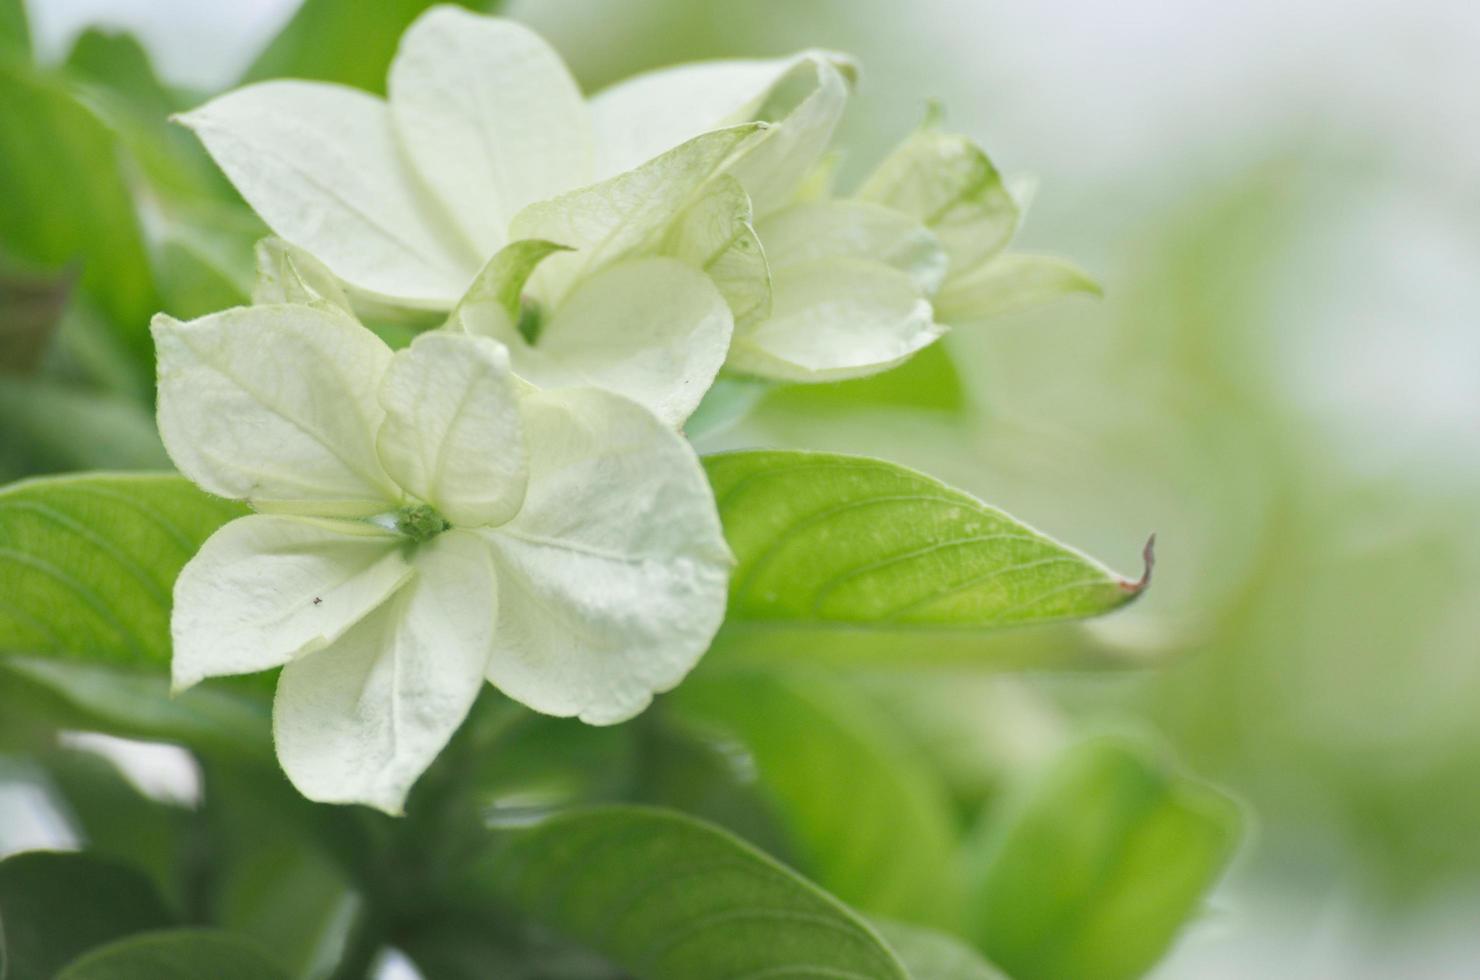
377,332,528,527
274,529,495,814
661,174,771,328
448,239,572,344
480,387,731,725
153,305,400,515
389,8,591,259
172,515,410,691
727,257,944,382
252,237,354,315
179,81,474,307
511,124,764,305
727,57,851,215
934,252,1102,322
512,257,732,427
758,200,946,294
590,50,856,179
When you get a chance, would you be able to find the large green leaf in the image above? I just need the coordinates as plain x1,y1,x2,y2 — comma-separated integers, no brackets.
704,451,1150,635
966,738,1242,980
872,919,1008,980
242,0,489,94
0,62,157,366
0,0,27,58
0,851,173,980
671,669,962,928
0,473,247,668
468,805,910,980
55,929,289,980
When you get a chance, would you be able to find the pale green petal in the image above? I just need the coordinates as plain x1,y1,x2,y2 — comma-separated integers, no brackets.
388,8,592,259
171,514,410,691
179,81,474,306
728,57,851,215
514,257,733,427
934,253,1102,322
448,239,572,343
274,529,495,814
511,124,764,304
590,49,856,179
376,332,528,528
857,127,1019,274
480,387,730,725
758,199,947,294
252,237,354,314
660,174,771,328
153,305,400,516
727,258,944,383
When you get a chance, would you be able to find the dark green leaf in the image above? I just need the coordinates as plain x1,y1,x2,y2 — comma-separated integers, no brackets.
705,450,1150,635
0,62,157,367
243,0,490,94
0,850,173,979
872,919,1008,980
967,737,1242,980
55,929,289,980
0,472,247,668
671,669,961,927
468,805,910,980
0,261,71,374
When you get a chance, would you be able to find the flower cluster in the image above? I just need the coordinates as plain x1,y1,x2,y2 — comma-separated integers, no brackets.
160,5,1091,812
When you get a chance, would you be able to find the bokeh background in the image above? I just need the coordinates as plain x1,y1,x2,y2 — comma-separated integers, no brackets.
11,0,1480,975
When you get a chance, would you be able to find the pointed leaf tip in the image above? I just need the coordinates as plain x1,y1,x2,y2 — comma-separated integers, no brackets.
1120,533,1156,595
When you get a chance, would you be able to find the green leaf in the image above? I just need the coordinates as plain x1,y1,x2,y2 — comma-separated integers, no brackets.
704,450,1150,632
0,62,157,366
242,0,488,94
872,919,1009,980
759,338,967,416
967,737,1242,980
671,669,962,928
0,261,71,374
0,0,28,58
857,127,1019,276
55,929,289,980
0,379,167,481
0,850,173,980
469,805,910,980
0,472,248,668
934,253,1101,323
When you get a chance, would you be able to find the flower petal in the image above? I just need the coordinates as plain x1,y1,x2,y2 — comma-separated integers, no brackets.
661,174,771,329
274,529,496,814
377,332,528,528
590,50,856,180
252,237,355,315
480,387,731,725
153,304,400,515
179,80,474,306
758,199,946,294
933,253,1102,323
388,8,591,259
510,257,733,427
727,257,944,382
172,514,411,691
510,124,764,305
727,57,851,216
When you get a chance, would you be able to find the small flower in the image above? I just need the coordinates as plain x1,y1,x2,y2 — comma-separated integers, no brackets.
154,302,731,814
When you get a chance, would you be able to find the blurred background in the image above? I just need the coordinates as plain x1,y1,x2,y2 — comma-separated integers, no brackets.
9,0,1480,975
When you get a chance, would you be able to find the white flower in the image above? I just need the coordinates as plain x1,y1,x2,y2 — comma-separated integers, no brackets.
154,302,731,814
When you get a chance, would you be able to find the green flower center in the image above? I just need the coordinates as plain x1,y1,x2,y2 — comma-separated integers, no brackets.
396,504,451,543
516,295,543,345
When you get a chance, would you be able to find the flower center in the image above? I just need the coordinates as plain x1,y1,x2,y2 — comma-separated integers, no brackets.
516,295,543,345
395,504,451,542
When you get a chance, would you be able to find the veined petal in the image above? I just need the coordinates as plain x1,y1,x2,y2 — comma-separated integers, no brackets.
480,387,730,725
274,529,495,814
153,304,400,515
590,49,857,180
519,257,733,427
660,174,771,328
377,332,528,528
727,56,851,216
727,257,944,383
758,199,947,294
252,237,355,315
389,8,592,259
857,127,1020,275
511,124,765,304
172,515,411,692
179,80,474,307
